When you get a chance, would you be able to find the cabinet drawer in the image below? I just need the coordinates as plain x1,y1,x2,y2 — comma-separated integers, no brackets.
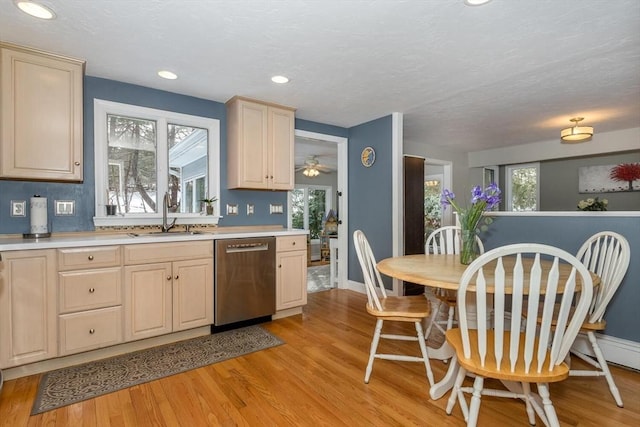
58,306,122,356
59,267,121,313
277,235,307,252
58,246,121,270
124,241,213,265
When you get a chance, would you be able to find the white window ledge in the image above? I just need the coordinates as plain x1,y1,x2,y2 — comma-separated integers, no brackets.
486,211,639,217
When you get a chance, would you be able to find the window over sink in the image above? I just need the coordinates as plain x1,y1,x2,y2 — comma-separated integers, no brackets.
93,99,220,227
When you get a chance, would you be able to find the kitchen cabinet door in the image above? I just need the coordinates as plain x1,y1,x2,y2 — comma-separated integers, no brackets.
0,43,84,181
0,250,57,368
172,258,214,331
124,263,173,341
226,96,295,190
276,235,307,311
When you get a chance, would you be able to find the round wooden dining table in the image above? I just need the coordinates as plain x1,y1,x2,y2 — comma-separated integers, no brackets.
376,253,599,400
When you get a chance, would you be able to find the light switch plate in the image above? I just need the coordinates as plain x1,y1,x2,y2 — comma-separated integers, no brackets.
10,200,26,217
55,200,75,216
226,204,238,215
247,204,254,215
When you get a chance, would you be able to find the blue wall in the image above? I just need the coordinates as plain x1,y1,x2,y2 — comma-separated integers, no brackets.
481,215,640,342
347,115,394,285
1,76,331,232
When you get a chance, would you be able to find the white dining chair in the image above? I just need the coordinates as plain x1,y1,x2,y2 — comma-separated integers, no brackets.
424,226,485,341
444,243,593,427
569,231,630,407
353,230,435,386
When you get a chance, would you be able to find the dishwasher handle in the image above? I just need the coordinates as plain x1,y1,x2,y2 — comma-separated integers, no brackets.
225,242,270,253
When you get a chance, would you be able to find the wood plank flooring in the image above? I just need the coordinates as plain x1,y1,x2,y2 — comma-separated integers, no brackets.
1,289,639,426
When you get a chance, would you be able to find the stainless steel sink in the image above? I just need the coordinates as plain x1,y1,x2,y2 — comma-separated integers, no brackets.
127,231,206,237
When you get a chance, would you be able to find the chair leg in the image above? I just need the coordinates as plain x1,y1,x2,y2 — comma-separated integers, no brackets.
467,376,484,427
414,321,434,386
365,319,383,383
446,304,455,331
424,299,442,339
446,364,467,416
521,382,537,426
537,384,560,427
587,331,624,407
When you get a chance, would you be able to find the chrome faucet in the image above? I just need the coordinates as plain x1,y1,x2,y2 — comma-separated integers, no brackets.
162,192,177,232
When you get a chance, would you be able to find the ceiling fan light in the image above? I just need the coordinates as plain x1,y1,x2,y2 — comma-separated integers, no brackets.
560,117,594,143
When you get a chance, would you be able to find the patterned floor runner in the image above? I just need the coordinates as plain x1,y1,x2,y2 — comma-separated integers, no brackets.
32,325,283,414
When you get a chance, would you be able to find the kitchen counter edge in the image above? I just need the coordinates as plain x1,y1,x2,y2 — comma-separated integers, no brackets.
0,229,309,251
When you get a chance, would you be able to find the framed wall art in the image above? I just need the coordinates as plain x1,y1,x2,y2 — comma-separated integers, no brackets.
578,163,640,193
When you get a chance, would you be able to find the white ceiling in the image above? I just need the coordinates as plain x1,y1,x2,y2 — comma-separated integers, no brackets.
1,0,639,163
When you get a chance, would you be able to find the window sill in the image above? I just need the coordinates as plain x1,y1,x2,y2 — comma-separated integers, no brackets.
93,213,221,228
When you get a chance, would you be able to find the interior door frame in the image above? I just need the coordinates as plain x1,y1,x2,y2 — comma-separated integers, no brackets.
293,129,349,289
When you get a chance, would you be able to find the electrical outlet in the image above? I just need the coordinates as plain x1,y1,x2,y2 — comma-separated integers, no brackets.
269,203,283,214
247,204,254,215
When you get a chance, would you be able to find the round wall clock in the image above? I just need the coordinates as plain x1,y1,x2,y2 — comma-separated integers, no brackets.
361,146,376,167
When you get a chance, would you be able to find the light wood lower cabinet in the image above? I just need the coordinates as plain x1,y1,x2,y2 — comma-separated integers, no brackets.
276,236,307,310
0,250,57,369
57,246,123,355
123,242,214,342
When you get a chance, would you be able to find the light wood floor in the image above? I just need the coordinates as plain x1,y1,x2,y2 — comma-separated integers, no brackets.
1,289,639,426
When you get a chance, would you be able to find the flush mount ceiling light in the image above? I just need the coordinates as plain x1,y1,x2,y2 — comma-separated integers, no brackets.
14,1,56,19
561,117,594,143
271,75,289,84
464,0,492,6
157,70,178,80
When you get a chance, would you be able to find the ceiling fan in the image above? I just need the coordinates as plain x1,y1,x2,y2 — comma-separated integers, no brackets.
295,156,332,177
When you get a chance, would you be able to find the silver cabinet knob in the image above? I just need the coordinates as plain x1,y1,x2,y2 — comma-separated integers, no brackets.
174,275,179,280
88,255,94,261
167,275,172,281
74,161,81,166
89,328,95,334
89,288,95,293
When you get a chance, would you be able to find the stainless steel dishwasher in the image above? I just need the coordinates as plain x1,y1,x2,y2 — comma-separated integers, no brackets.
215,237,276,326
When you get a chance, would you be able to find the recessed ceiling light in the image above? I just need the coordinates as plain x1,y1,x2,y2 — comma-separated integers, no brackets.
271,75,289,84
15,1,56,19
158,70,178,80
464,0,492,6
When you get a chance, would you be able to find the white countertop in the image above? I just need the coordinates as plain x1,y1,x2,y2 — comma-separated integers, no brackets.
0,228,308,251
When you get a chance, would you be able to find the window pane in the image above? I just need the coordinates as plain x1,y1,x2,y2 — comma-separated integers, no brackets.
107,114,157,213
424,178,442,239
168,124,208,213
308,189,327,239
291,189,305,230
195,177,206,212
510,166,537,211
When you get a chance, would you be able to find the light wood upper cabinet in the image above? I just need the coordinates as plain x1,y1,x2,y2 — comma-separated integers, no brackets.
0,250,57,369
0,43,84,181
226,96,295,190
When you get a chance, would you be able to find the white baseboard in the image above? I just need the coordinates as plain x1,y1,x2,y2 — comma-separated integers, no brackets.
572,333,640,371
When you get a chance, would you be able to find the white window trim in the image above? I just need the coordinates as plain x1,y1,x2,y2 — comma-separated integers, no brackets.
505,162,540,212
93,99,220,227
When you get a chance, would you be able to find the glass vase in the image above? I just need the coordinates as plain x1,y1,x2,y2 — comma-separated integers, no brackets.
460,229,479,265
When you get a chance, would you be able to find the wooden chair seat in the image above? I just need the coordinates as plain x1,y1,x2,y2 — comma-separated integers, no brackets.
444,244,593,427
446,329,570,383
354,230,435,386
366,295,431,320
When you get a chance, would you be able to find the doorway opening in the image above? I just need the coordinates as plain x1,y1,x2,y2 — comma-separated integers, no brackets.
290,130,348,293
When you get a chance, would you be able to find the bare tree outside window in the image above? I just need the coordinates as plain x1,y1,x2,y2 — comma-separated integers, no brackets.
107,114,157,214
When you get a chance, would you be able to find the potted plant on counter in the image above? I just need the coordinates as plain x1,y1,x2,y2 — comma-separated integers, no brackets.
200,196,218,215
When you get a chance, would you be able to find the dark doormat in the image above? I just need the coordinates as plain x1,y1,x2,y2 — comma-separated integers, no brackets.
32,325,283,415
